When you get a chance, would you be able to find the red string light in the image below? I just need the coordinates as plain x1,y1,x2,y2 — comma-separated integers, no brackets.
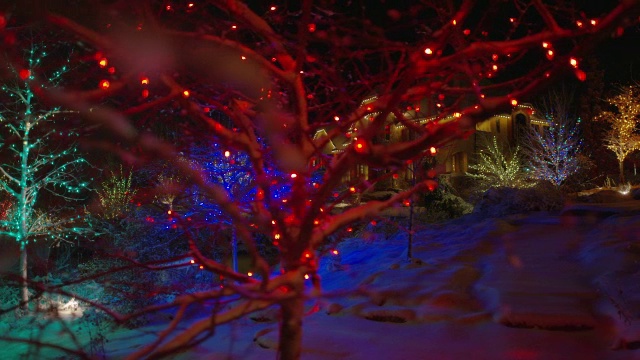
354,139,367,153
18,69,30,80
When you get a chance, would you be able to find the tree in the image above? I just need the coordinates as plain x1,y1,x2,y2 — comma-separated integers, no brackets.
188,140,255,272
597,85,640,183
468,134,526,190
0,42,91,310
95,165,136,220
522,89,582,187
9,1,640,358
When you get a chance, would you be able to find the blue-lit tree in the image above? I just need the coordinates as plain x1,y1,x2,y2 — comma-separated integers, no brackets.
188,138,290,272
0,43,91,310
523,88,582,187
523,117,582,187
522,89,582,187
188,141,253,272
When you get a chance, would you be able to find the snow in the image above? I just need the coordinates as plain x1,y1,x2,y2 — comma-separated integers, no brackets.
3,191,640,359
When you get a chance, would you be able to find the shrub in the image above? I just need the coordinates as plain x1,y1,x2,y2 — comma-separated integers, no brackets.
471,180,565,219
421,182,473,222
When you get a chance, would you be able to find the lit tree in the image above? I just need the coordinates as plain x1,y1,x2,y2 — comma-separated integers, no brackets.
96,165,136,220
0,43,91,310
188,140,254,272
597,85,640,183
15,1,640,358
521,89,582,187
467,134,526,190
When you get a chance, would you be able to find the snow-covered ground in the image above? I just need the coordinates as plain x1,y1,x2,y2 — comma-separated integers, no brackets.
3,193,640,359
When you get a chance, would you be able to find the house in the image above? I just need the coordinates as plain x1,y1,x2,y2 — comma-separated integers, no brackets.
314,97,546,189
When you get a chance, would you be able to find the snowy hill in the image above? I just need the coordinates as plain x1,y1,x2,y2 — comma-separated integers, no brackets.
3,193,640,359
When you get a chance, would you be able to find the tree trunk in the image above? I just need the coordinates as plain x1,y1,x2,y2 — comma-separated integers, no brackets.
407,160,416,261
278,293,304,360
19,245,28,310
231,228,238,273
619,159,625,184
408,199,414,260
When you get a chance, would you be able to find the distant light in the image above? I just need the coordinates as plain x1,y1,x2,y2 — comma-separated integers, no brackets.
270,6,276,11
98,58,108,68
290,173,297,179
182,90,190,98
424,47,433,55
511,99,518,106
100,80,110,89
224,150,230,157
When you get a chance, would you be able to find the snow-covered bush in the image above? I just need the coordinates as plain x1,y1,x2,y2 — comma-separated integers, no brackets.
0,285,20,311
421,183,473,223
560,154,598,192
471,181,565,219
